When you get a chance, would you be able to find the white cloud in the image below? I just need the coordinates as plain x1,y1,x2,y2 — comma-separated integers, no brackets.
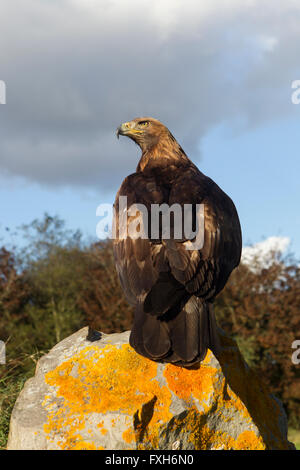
242,236,291,270
0,1,300,190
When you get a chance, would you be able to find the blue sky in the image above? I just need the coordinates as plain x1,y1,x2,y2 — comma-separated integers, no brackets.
200,116,300,256
0,1,299,258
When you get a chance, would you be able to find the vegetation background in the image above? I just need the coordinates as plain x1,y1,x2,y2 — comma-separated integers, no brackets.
0,214,299,449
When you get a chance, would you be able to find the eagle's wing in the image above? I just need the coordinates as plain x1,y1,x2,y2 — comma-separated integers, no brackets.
163,167,242,299
113,172,170,308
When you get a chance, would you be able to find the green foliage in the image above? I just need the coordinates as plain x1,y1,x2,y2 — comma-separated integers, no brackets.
24,246,87,344
288,429,300,450
19,213,82,266
233,335,258,368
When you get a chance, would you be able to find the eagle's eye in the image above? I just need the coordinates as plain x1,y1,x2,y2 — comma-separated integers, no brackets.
137,120,149,128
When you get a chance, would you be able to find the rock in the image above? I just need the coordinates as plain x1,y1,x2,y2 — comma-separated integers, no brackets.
7,327,295,450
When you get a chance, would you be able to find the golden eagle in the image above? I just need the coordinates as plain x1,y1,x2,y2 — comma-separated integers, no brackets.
113,117,242,365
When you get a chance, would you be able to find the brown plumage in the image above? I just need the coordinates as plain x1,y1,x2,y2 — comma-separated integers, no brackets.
113,117,242,365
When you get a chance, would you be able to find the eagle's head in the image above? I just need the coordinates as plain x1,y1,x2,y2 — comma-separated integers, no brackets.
116,117,170,152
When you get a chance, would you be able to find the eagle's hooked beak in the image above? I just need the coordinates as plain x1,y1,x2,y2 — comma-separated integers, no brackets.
116,121,144,140
116,122,132,139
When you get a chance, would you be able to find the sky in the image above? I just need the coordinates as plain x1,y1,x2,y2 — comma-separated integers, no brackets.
0,0,299,257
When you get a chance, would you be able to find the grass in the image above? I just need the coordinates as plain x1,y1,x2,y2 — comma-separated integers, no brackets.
0,375,27,449
288,428,300,450
0,352,41,450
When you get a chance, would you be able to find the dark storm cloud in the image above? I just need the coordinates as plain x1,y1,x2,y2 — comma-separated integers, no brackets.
0,0,300,191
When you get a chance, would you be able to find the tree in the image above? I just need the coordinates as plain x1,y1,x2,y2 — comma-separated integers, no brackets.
78,241,134,333
0,247,29,338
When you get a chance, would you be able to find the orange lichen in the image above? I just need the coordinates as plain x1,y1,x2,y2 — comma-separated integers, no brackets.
164,362,217,407
166,410,265,450
122,428,135,444
197,426,264,450
235,430,265,450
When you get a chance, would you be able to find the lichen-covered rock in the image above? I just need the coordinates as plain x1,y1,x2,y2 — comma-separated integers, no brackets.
7,327,294,450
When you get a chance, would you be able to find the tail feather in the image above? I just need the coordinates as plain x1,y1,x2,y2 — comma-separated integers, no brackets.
130,304,171,360
129,297,221,365
166,297,221,364
167,296,200,362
